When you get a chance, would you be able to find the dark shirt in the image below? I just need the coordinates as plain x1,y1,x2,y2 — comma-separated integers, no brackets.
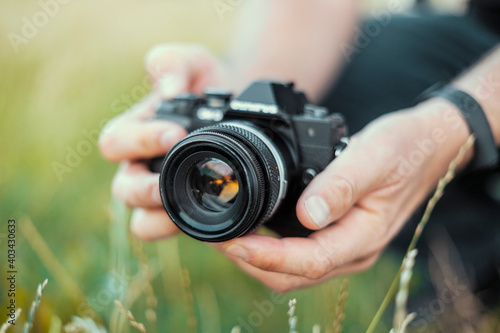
469,0,500,35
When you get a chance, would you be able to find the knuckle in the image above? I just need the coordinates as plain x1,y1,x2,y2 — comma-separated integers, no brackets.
332,176,356,206
123,190,140,208
302,258,330,280
255,256,282,272
137,130,160,155
319,175,356,218
124,181,149,208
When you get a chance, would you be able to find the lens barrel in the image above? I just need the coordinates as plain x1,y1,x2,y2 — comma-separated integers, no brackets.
159,122,286,242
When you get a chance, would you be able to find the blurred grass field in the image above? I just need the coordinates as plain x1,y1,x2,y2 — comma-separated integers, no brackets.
0,0,484,332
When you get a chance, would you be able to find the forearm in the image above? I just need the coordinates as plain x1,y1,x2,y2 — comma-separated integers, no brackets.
227,0,358,102
410,46,500,175
454,45,500,146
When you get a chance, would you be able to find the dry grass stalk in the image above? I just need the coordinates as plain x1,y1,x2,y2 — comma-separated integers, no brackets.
288,298,298,333
412,135,475,243
131,240,158,333
114,300,147,333
19,217,87,306
391,249,418,333
0,309,21,333
181,268,197,333
366,135,475,333
23,279,48,333
332,279,349,333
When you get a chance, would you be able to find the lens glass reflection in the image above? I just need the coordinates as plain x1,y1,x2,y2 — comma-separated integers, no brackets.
189,158,239,212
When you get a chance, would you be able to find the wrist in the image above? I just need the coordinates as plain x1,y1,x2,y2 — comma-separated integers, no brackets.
411,98,474,170
453,47,500,147
454,81,500,147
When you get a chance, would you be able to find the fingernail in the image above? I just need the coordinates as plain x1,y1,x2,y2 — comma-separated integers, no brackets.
160,130,180,149
305,195,330,228
159,73,185,99
224,244,249,261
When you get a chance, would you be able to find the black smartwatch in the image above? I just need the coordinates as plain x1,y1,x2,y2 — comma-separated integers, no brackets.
416,83,499,171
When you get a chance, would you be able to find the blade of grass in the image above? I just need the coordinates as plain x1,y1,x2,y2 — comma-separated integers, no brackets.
131,239,158,333
366,135,475,333
197,283,221,333
181,268,197,333
19,217,88,308
108,199,132,333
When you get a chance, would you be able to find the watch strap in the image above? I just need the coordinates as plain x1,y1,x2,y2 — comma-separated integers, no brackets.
417,83,499,170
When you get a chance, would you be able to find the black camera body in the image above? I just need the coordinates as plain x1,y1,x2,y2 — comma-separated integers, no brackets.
152,81,348,242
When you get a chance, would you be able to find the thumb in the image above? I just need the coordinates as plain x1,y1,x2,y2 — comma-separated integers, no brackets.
296,141,385,230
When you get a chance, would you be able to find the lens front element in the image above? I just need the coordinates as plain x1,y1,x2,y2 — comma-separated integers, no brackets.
189,158,239,212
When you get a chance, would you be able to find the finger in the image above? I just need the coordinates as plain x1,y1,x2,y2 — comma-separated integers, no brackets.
99,93,186,162
218,248,379,292
296,137,393,229
112,162,162,208
100,119,185,162
219,207,386,279
144,43,218,98
100,92,186,162
130,208,179,241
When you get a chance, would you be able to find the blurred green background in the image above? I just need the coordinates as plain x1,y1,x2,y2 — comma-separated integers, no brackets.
0,0,488,332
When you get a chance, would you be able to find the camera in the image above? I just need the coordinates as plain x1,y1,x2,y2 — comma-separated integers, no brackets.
151,81,348,242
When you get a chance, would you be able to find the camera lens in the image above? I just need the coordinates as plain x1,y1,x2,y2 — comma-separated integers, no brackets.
189,158,239,212
159,122,287,242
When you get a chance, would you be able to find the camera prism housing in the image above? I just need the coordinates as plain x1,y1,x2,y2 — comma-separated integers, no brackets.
151,81,348,242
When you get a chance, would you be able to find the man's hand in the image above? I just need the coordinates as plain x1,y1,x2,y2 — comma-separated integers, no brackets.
216,100,472,292
99,43,228,240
